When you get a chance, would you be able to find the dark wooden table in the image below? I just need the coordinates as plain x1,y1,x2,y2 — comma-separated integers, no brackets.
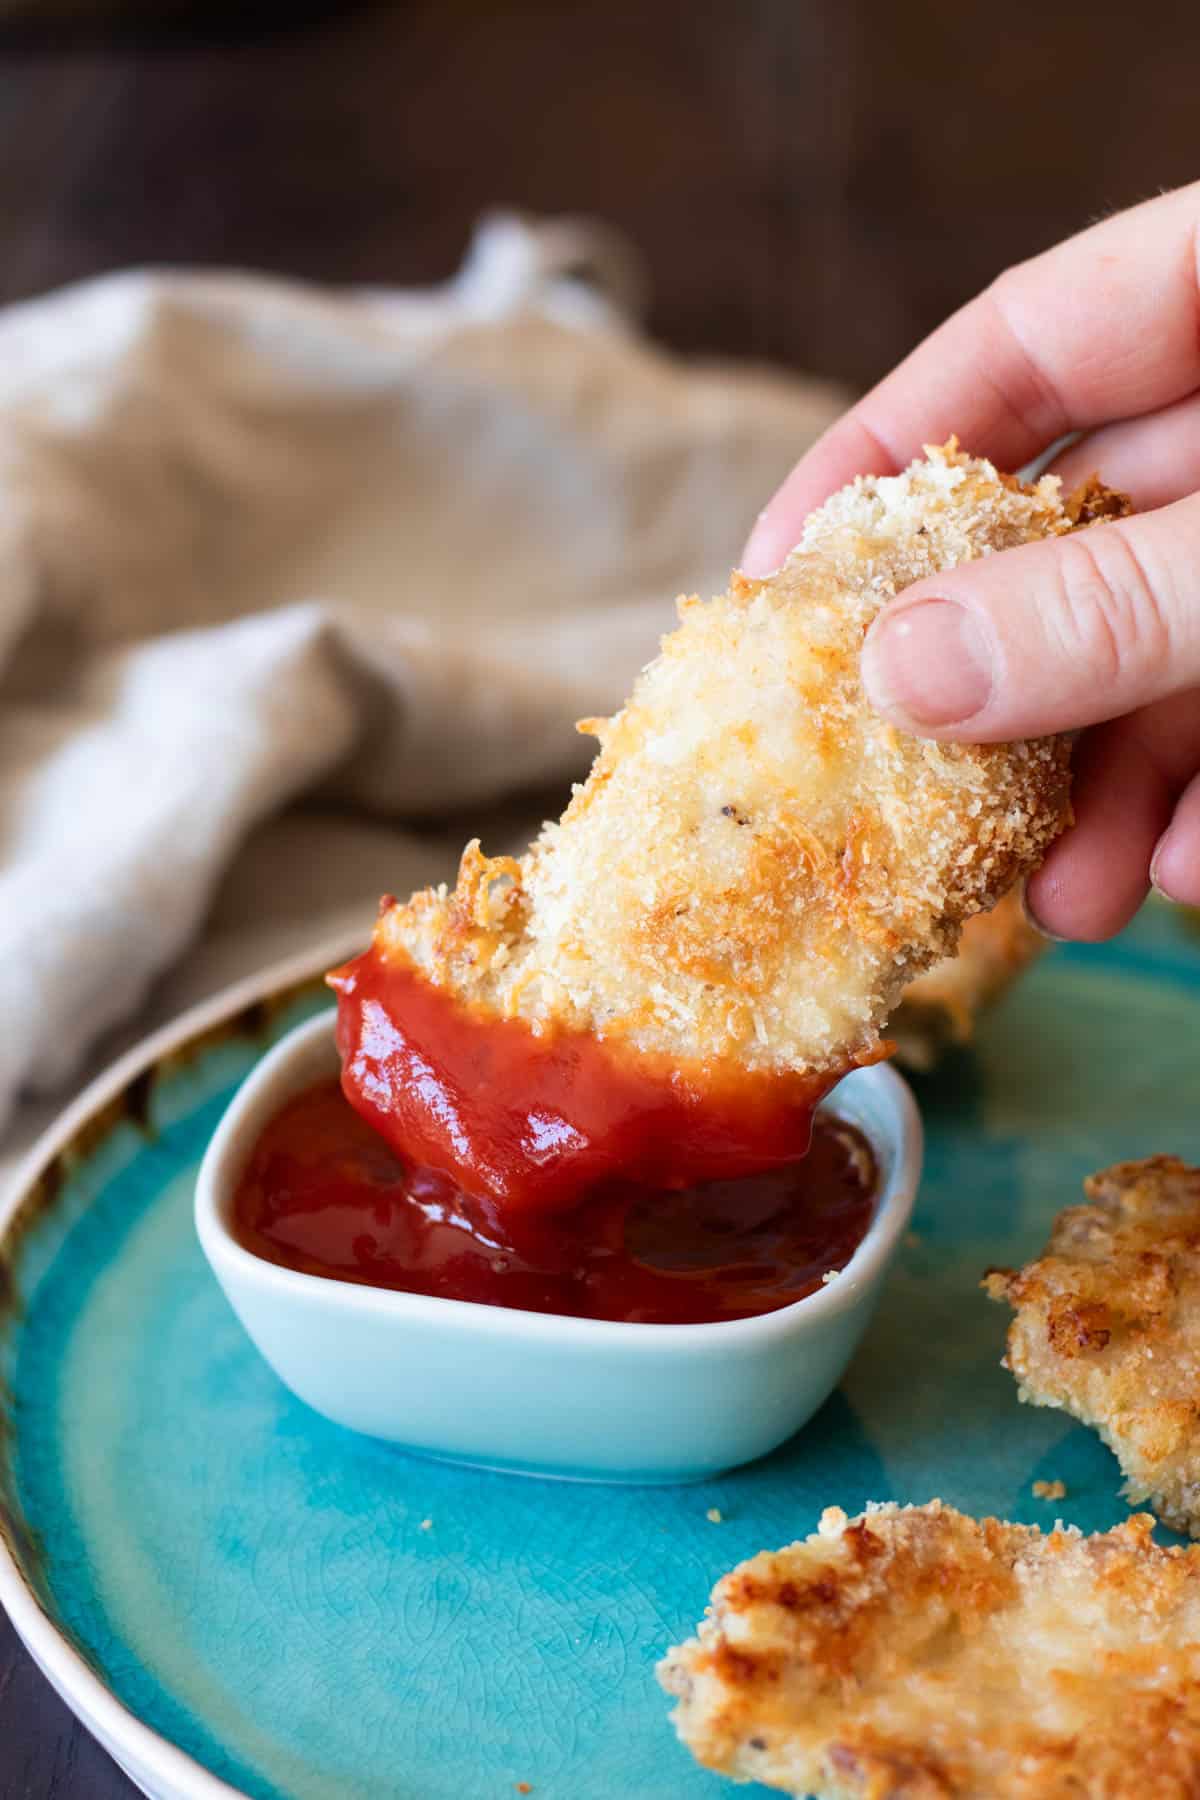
2,2,1198,1792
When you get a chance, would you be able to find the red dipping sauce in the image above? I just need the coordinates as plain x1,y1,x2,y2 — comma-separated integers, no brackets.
328,950,850,1215
231,1078,877,1326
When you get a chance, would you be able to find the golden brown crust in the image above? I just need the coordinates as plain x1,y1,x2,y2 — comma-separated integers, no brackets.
374,445,1126,1081
1063,473,1135,526
890,889,1046,1070
659,1500,1200,1798
986,1155,1200,1536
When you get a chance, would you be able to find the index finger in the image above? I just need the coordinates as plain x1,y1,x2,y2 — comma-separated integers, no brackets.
743,180,1200,575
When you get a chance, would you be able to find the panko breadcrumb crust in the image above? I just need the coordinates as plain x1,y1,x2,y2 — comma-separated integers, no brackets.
659,1500,1200,1799
373,446,1126,1082
986,1156,1200,1537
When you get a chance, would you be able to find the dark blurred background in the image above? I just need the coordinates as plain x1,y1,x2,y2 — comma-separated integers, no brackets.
3,0,1198,393
1,3,1199,1794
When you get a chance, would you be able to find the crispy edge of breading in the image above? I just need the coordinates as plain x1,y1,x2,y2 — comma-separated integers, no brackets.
658,1500,1200,1800
985,1155,1200,1536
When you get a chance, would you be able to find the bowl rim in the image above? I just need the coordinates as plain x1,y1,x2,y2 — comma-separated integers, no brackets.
196,1008,923,1350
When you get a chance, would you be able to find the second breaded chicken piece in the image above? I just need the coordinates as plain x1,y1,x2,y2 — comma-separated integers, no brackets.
986,1156,1200,1537
660,1500,1200,1799
374,446,1120,1083
891,889,1046,1070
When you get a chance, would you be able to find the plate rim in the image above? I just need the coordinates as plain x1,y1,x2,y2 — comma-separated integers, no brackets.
0,928,363,1800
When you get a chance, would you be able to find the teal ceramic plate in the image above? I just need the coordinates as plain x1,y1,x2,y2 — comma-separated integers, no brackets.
2,908,1200,1800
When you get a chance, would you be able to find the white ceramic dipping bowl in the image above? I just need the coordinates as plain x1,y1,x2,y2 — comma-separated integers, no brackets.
196,1012,922,1484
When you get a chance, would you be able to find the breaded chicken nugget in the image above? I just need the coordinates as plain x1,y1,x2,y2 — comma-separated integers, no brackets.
891,888,1046,1071
372,447,1115,1082
659,1500,1200,1799
986,1156,1200,1536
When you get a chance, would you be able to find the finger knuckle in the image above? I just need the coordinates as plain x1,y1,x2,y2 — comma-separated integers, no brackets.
1049,526,1174,684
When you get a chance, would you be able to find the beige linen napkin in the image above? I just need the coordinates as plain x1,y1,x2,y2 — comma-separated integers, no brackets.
0,214,846,1152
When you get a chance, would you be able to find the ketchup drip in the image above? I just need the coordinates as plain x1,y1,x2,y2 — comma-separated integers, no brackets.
231,1078,877,1326
328,950,837,1215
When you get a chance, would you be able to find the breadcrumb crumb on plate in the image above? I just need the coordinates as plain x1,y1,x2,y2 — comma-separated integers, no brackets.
373,446,1120,1087
986,1155,1200,1537
659,1499,1200,1799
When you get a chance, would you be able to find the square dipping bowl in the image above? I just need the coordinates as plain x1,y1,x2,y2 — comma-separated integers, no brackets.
195,1012,922,1484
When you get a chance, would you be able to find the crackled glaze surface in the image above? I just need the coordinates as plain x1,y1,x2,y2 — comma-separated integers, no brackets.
2,906,1200,1799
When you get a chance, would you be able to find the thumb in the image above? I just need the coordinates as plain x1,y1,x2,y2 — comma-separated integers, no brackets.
861,492,1200,741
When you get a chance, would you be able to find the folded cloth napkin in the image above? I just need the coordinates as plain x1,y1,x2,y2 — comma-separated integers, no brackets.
0,213,846,1144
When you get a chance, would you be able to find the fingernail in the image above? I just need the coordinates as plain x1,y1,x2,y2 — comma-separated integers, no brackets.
1018,874,1070,944
1150,831,1184,903
863,599,993,729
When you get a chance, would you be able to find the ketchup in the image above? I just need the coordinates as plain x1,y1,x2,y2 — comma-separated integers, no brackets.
231,1078,877,1325
328,950,842,1214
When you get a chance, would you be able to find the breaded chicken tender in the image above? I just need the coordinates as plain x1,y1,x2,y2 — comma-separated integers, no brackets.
373,447,1115,1083
659,1500,1200,1799
986,1156,1200,1537
891,888,1046,1070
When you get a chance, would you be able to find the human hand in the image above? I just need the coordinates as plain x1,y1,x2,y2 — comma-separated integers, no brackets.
743,182,1200,941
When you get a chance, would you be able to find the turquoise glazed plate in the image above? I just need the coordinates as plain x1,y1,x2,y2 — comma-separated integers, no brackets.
2,908,1200,1800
